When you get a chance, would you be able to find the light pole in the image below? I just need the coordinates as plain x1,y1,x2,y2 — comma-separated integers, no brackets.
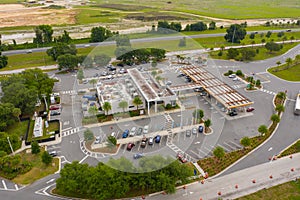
7,137,15,155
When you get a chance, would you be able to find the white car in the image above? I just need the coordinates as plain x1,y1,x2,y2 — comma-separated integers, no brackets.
228,74,236,78
232,77,239,81
129,127,137,137
143,125,149,134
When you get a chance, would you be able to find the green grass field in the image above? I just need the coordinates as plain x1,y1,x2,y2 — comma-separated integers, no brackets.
237,180,300,200
268,63,300,81
75,8,121,24
91,0,300,19
0,0,21,3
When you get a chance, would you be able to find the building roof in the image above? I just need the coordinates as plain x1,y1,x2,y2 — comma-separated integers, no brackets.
181,66,253,109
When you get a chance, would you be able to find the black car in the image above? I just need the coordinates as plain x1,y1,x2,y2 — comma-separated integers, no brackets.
50,110,60,116
229,111,238,116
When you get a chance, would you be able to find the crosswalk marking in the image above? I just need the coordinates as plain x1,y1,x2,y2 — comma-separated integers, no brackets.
62,127,81,137
61,90,76,95
2,180,7,190
259,88,276,95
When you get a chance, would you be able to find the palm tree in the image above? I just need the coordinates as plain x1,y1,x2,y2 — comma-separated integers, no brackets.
118,100,128,113
132,96,143,111
276,92,286,100
102,101,112,115
270,114,280,123
89,79,97,89
285,57,293,69
258,125,268,136
275,104,285,113
88,106,98,116
12,108,21,122
204,119,211,132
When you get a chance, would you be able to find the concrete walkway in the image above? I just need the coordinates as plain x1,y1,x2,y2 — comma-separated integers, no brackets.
147,153,300,200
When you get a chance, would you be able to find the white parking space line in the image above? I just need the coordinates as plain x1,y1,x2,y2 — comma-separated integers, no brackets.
217,144,230,152
229,141,243,148
15,184,19,190
2,180,7,190
204,146,212,153
224,141,236,150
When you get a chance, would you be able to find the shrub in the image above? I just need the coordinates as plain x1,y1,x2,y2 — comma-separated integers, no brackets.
41,151,53,165
31,141,40,154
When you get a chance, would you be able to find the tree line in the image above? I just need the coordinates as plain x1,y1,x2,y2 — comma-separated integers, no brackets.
56,156,193,199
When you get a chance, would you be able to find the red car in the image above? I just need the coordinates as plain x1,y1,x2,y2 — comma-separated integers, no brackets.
177,153,187,163
127,143,135,151
49,105,61,110
246,107,255,112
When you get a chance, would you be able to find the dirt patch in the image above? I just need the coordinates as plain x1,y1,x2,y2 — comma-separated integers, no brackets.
0,4,76,28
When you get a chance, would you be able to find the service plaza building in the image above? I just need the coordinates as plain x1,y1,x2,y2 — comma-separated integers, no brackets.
96,62,253,116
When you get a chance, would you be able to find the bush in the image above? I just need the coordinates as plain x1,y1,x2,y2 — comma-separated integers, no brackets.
236,70,243,76
217,51,223,56
31,141,40,154
84,129,94,141
165,104,173,110
41,151,53,165
241,137,251,147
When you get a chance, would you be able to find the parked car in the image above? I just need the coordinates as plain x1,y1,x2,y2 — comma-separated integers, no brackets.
228,74,236,78
129,127,137,137
165,81,172,85
122,129,129,138
137,127,143,135
199,91,207,96
50,110,60,116
48,151,57,157
82,80,89,84
155,135,161,143
141,137,147,148
101,71,108,76
49,105,60,110
186,130,191,137
246,107,255,112
148,137,154,145
143,125,149,134
94,136,101,144
232,77,239,81
198,125,204,133
229,111,238,116
177,153,187,163
133,153,144,159
111,132,116,138
127,143,135,151
192,128,197,135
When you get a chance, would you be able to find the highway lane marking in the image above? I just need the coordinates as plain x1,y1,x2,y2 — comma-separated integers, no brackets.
46,178,55,184
268,147,273,151
79,155,89,164
2,180,7,190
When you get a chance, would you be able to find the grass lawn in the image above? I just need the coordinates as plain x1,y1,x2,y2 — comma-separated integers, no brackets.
6,120,29,139
3,52,55,71
75,7,121,24
236,180,300,200
279,140,300,158
13,149,59,185
209,42,299,61
0,0,20,3
268,63,300,81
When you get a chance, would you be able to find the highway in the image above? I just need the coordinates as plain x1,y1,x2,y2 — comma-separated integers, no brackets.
2,29,300,56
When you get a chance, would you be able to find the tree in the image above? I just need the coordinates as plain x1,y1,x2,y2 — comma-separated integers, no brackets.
224,24,247,43
77,69,84,80
266,31,272,38
188,21,207,31
258,125,268,136
41,151,53,165
133,96,143,111
56,30,72,44
12,108,21,122
265,42,282,53
193,109,204,122
255,79,261,87
84,129,94,141
90,26,113,42
151,70,157,77
276,92,286,100
33,25,53,44
88,106,98,116
285,57,293,68
89,79,97,88
213,146,225,159
0,52,8,69
103,101,112,115
240,137,251,147
275,104,285,113
107,136,117,146
46,43,77,61
114,46,134,63
150,48,166,61
236,70,243,76
57,54,78,71
208,21,216,30
240,48,256,61
249,32,255,39
277,31,285,38
31,141,40,154
227,48,239,59
270,114,280,123
276,61,281,66
118,100,128,113
115,35,131,47
204,119,211,132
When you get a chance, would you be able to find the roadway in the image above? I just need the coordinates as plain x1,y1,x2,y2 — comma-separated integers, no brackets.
2,29,300,56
